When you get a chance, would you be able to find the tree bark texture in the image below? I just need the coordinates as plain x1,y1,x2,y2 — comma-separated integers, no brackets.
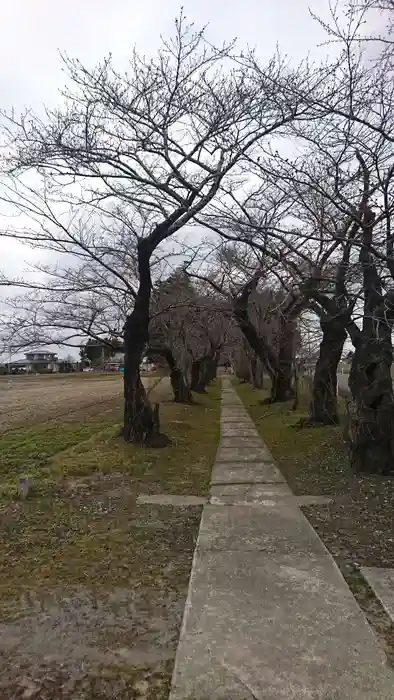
249,355,264,389
170,367,192,403
269,318,297,402
191,352,218,393
233,282,300,404
347,197,394,473
348,308,394,474
123,241,158,444
147,346,192,403
309,314,347,425
123,308,156,443
233,289,277,395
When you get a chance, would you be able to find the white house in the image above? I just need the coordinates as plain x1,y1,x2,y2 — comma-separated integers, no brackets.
8,351,60,373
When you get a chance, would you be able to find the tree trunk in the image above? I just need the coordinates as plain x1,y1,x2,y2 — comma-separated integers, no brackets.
191,360,203,392
270,366,294,402
249,355,264,389
346,196,394,473
208,351,220,382
348,332,394,474
234,288,300,404
309,316,347,425
292,361,299,411
123,309,157,443
268,320,297,402
123,209,197,442
170,367,192,403
147,346,192,403
123,243,159,444
256,359,264,389
191,354,216,393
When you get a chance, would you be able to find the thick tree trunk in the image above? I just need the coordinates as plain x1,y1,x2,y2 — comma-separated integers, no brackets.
292,361,299,411
191,354,217,393
147,346,192,403
255,369,264,390
170,367,192,403
233,284,277,387
191,360,202,392
207,353,219,382
249,355,264,389
123,208,196,442
123,308,157,443
270,369,294,402
346,194,394,473
123,243,160,444
309,317,346,425
234,288,300,404
268,320,297,402
348,335,394,474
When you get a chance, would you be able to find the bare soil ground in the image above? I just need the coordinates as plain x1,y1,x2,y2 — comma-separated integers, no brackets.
0,374,161,434
0,379,221,699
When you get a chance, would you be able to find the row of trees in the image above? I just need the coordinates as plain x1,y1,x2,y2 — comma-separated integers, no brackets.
1,1,394,471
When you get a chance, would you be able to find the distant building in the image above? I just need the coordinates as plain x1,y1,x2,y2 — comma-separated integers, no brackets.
8,351,59,374
103,353,157,373
104,351,125,372
80,339,124,367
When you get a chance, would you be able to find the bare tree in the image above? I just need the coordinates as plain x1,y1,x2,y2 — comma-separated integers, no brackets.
342,152,394,473
186,241,303,402
230,335,265,388
0,15,321,442
149,269,198,403
199,93,390,423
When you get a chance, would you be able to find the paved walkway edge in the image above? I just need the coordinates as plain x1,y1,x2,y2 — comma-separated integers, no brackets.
169,380,394,700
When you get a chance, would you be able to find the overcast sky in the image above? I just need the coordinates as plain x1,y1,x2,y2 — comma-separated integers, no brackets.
2,0,330,115
3,0,382,113
0,0,333,276
0,0,369,358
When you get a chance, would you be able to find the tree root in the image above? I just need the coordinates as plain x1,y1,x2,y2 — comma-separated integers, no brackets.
292,416,339,430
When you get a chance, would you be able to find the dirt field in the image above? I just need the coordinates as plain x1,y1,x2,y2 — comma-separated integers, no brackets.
0,374,160,434
0,378,221,699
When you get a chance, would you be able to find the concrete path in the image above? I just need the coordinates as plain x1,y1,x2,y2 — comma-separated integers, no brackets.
169,380,394,700
361,568,394,624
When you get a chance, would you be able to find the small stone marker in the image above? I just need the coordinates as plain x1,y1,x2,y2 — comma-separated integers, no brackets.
18,476,34,500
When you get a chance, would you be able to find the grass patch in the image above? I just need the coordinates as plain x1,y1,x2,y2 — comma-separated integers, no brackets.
0,379,221,698
50,383,220,496
236,382,351,496
0,403,124,498
236,380,394,664
0,376,165,496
